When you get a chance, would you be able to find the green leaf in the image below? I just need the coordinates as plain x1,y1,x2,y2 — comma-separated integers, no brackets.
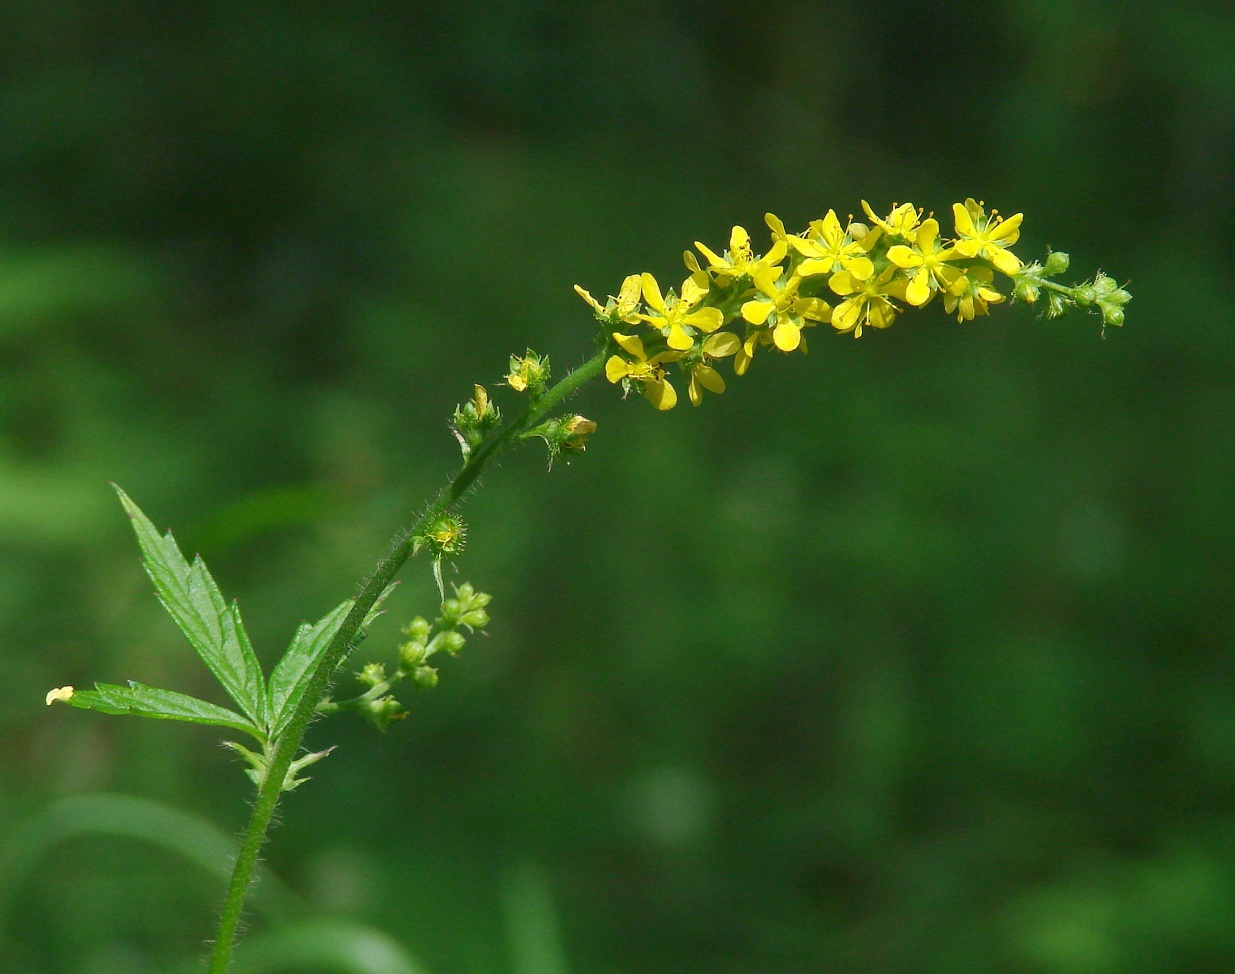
114,486,267,727
67,682,264,741
267,583,396,739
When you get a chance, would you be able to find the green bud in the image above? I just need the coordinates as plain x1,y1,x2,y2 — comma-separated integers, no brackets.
362,695,408,731
399,640,428,671
1046,292,1069,318
412,665,439,689
1101,306,1125,327
1013,279,1041,304
358,662,386,688
1073,285,1097,307
438,630,466,655
440,598,463,625
1044,250,1070,275
402,616,432,642
458,608,489,630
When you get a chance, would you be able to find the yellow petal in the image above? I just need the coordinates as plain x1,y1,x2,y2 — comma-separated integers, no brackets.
952,202,975,237
796,257,831,278
905,270,931,306
696,364,725,394
702,331,741,357
742,299,775,325
695,240,726,270
645,377,677,410
773,322,800,351
46,686,74,705
916,218,940,252
795,297,832,322
989,212,1023,243
617,275,643,313
886,245,923,269
574,284,604,313
666,324,695,351
685,307,724,332
990,247,1022,276
953,239,980,259
844,255,874,280
750,264,779,297
605,355,630,383
763,239,788,266
730,226,750,255
640,272,666,312
612,332,645,359
829,270,858,296
764,212,787,238
688,373,702,406
833,297,862,332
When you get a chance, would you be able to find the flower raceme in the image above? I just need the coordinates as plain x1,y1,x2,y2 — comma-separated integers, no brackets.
577,199,1131,410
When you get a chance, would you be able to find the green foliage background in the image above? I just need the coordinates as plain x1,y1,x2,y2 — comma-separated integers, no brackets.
0,1,1231,971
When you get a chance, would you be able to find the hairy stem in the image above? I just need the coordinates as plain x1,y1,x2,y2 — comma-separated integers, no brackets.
207,345,609,973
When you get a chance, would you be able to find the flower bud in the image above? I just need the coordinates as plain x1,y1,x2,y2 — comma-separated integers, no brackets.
1072,285,1097,307
438,630,466,655
399,640,428,671
412,665,439,689
402,616,432,642
1044,250,1070,275
358,662,386,687
1013,279,1041,304
1101,306,1125,327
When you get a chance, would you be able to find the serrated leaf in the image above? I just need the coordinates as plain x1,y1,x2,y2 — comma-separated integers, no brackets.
267,583,397,739
114,486,267,727
67,682,263,741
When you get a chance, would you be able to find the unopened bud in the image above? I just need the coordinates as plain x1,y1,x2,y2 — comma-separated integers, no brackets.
412,665,439,689
438,631,466,655
1044,250,1070,275
1013,279,1041,304
402,616,432,642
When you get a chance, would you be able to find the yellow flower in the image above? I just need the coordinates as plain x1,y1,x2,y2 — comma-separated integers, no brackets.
605,332,683,410
46,686,74,705
685,331,740,406
943,266,1005,321
951,199,1023,275
886,218,964,306
740,266,831,353
505,351,550,393
795,210,880,281
574,274,643,325
694,226,787,284
861,200,922,240
639,272,725,352
828,265,907,337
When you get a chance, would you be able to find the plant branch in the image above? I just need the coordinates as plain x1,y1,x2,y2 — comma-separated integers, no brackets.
206,344,610,973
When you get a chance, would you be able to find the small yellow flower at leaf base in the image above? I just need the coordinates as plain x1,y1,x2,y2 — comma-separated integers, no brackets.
694,225,788,284
951,199,1024,276
829,265,908,337
886,218,964,307
605,332,683,410
796,210,881,281
944,266,1005,321
741,266,832,353
639,272,724,352
506,350,550,393
46,686,74,705
573,274,643,326
561,415,597,450
685,331,741,406
861,200,922,241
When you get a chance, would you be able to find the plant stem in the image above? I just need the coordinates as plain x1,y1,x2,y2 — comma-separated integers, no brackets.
206,345,610,973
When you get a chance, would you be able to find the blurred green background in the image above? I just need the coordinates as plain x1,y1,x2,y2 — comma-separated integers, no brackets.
0,1,1231,972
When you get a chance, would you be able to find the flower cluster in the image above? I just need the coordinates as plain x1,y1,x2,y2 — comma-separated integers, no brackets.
578,199,1129,410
